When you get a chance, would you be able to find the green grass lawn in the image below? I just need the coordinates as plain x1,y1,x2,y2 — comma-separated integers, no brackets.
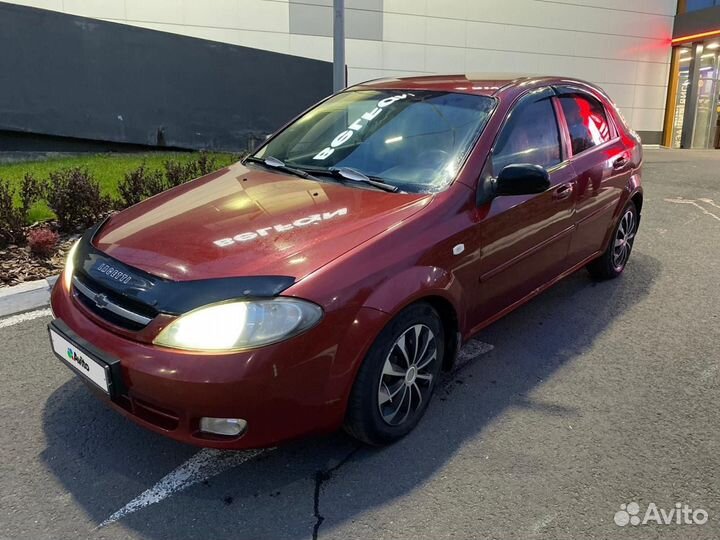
0,152,237,222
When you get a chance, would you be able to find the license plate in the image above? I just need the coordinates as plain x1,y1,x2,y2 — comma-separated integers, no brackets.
49,327,110,393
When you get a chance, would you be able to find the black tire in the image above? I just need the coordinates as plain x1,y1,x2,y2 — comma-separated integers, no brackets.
586,201,638,280
344,302,444,446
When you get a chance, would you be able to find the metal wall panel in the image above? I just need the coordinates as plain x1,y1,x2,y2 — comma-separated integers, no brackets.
0,3,333,151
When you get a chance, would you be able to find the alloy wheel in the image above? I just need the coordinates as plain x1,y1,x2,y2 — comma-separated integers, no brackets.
613,209,636,270
377,324,438,426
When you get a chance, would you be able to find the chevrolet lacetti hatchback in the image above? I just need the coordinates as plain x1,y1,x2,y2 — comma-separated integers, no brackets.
48,74,642,448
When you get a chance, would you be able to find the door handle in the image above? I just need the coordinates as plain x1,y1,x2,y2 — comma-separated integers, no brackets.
552,183,574,201
613,156,628,169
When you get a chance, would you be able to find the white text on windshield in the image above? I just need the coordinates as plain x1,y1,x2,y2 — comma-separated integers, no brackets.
312,94,408,161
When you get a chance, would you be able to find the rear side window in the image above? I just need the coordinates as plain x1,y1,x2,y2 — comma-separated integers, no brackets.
558,93,612,155
491,95,561,172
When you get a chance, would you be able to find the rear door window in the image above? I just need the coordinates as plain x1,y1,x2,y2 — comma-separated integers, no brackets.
557,93,612,155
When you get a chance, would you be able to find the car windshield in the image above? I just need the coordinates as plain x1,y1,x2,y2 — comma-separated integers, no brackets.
253,90,495,193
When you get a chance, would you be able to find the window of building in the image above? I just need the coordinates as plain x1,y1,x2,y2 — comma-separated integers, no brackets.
558,94,612,155
492,96,561,172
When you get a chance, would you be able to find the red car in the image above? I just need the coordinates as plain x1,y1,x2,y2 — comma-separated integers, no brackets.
49,74,642,449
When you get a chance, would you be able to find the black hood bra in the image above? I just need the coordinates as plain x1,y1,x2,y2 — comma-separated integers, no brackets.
73,219,296,316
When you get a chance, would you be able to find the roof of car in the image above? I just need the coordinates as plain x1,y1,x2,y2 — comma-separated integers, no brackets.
352,73,587,97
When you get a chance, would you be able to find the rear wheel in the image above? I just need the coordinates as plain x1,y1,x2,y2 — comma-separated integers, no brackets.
587,201,638,280
344,302,444,445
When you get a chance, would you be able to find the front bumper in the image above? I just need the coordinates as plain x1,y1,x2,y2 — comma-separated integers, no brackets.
49,278,388,449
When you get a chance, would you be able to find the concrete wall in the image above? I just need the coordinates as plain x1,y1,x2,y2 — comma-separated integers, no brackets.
2,0,677,145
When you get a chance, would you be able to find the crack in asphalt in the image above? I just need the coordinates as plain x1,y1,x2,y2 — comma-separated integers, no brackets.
312,446,362,540
309,341,493,538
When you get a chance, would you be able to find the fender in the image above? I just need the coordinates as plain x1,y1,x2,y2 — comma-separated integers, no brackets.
361,265,467,336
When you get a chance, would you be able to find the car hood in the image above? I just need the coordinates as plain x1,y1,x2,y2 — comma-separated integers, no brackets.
93,162,431,282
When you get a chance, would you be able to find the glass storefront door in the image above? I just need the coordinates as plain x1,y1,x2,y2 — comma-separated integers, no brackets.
669,42,720,149
671,46,692,148
692,48,719,147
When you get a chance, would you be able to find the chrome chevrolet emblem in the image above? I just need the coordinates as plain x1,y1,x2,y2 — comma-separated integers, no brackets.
93,293,109,310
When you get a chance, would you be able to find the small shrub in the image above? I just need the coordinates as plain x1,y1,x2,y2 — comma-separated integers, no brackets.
20,173,44,217
118,164,167,208
0,179,25,246
164,159,198,188
27,227,59,257
46,167,111,232
194,151,218,176
164,153,225,188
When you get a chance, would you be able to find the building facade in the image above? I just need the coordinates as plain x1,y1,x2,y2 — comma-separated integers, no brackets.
1,0,680,151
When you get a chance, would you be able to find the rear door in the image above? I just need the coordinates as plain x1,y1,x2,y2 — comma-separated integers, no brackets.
469,87,577,328
554,87,631,265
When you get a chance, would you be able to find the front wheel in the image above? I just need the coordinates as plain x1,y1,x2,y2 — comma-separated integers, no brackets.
344,302,444,446
587,201,638,280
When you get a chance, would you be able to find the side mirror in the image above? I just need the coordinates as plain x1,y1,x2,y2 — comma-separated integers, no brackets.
495,163,550,196
495,164,550,196
476,163,552,206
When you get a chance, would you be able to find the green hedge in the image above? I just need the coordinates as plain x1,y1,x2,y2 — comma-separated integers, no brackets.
0,152,236,223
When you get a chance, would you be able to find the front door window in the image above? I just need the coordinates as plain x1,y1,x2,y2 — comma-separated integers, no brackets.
491,94,561,173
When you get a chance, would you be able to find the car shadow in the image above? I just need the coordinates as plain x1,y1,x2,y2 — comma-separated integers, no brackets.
40,252,661,539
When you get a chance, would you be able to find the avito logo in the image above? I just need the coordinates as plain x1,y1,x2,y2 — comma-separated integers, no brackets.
67,347,90,372
614,502,708,527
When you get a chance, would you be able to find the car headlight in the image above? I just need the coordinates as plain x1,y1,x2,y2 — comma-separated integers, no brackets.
63,240,81,290
153,298,323,352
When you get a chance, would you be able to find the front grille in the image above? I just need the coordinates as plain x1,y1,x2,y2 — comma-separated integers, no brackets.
72,272,158,331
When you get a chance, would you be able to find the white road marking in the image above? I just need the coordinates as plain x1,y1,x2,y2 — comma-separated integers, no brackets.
442,339,494,394
0,308,52,329
454,339,494,371
664,197,720,222
99,340,495,527
99,448,268,528
698,197,720,210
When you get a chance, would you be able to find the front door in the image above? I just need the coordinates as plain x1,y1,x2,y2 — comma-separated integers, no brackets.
468,87,577,330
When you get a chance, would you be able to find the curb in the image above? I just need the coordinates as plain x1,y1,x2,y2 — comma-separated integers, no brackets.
0,275,58,318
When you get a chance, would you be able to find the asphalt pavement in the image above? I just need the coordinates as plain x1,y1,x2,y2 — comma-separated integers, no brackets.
0,149,718,540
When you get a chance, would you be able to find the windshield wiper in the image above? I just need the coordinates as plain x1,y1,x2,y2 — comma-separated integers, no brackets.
245,157,399,193
318,167,400,193
244,155,317,181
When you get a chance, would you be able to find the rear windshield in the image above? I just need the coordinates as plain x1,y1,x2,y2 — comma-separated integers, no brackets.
254,90,495,193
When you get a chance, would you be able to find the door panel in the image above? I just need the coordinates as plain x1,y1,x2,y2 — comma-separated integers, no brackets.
466,87,577,331
470,163,576,327
567,141,629,264
554,88,630,265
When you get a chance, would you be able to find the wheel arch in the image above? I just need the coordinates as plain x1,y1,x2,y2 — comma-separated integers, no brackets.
600,184,642,253
361,266,465,371
420,295,460,371
631,189,643,217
